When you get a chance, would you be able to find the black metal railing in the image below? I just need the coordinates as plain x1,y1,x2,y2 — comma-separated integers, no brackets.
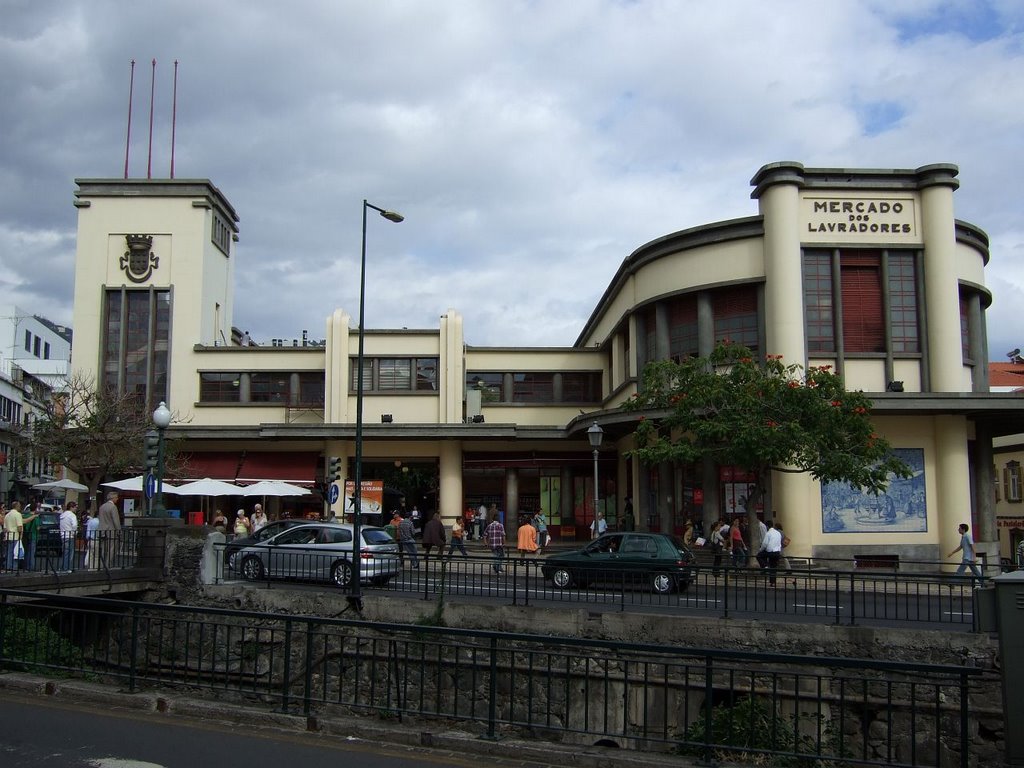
0,588,981,767
215,543,987,630
0,529,141,576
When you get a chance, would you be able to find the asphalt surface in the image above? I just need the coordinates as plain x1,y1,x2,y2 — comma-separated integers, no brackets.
0,675,708,768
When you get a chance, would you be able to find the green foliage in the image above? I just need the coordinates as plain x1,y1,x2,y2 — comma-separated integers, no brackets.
679,694,845,767
1,612,83,676
624,344,911,494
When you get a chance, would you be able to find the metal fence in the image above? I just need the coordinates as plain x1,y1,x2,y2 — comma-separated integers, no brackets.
0,589,981,767
0,530,141,575
214,543,986,630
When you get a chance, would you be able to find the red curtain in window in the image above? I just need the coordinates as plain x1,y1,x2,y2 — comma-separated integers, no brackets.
840,253,883,353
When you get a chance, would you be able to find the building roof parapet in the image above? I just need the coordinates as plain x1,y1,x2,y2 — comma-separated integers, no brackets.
750,161,960,199
74,177,239,228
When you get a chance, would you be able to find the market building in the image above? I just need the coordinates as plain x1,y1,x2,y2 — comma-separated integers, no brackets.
69,162,1024,567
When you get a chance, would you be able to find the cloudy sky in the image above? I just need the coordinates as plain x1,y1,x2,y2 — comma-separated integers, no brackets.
1,0,1022,360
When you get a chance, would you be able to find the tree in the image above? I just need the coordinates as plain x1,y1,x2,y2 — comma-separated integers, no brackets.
29,373,154,506
623,343,911,532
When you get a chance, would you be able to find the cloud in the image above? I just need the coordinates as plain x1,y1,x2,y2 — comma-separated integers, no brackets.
0,0,1021,360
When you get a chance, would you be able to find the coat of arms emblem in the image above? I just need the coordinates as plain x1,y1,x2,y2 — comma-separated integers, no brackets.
121,234,159,283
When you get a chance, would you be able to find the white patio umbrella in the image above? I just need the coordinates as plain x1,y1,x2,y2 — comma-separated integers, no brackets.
169,478,242,496
32,478,88,492
239,480,312,497
101,475,178,492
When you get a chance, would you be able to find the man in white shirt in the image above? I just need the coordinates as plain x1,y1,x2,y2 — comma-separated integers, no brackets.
59,502,79,573
761,520,784,587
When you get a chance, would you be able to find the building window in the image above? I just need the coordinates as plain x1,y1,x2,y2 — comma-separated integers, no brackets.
296,373,325,405
251,373,289,403
416,358,438,391
350,357,440,393
841,251,884,353
561,372,602,402
669,295,698,361
43,342,50,360
1006,461,1022,503
804,249,918,356
803,252,835,353
888,253,919,353
466,371,601,404
378,358,412,391
24,330,31,353
212,211,232,255
713,285,759,354
33,336,41,357
960,296,971,362
199,373,240,402
468,372,503,402
101,288,170,409
512,373,554,403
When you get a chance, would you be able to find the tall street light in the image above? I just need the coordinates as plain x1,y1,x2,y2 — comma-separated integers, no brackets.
151,401,171,517
588,422,604,535
352,199,404,609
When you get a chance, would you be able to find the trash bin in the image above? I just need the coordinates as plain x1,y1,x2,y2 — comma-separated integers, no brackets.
973,586,997,633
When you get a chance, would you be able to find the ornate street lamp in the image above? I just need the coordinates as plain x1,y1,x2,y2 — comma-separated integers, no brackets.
588,422,604,536
352,200,404,608
151,401,171,517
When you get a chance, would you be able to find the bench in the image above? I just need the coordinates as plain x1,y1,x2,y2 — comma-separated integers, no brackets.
853,554,899,571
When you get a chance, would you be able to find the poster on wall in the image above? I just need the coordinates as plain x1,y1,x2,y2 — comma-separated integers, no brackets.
344,480,384,523
821,448,926,533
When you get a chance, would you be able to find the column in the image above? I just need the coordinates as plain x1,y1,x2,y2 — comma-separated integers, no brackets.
918,167,962,392
935,415,972,570
506,468,519,537
973,420,998,562
438,440,462,524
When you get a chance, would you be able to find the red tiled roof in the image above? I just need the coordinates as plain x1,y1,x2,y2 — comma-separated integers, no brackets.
989,362,1024,389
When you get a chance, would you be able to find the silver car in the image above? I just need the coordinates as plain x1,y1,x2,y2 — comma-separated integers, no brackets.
237,523,400,587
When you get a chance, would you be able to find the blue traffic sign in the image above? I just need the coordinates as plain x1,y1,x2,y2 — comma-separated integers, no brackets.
145,472,158,499
328,483,340,504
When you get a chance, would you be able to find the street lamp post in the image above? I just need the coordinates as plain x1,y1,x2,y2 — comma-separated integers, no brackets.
588,422,604,535
352,199,404,609
151,401,171,517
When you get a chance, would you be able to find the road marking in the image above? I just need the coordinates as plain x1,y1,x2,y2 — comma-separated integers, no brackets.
794,603,842,611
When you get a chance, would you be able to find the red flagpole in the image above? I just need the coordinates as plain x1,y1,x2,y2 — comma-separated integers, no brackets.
147,58,156,179
124,59,135,179
170,60,178,179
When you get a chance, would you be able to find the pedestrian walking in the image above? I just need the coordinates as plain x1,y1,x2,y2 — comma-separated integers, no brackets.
397,514,419,569
947,522,982,587
422,514,446,561
484,513,506,573
447,516,469,557
761,520,783,586
710,519,728,577
517,517,538,558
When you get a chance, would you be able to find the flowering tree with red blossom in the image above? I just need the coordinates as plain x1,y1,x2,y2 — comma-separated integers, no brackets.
624,343,911,527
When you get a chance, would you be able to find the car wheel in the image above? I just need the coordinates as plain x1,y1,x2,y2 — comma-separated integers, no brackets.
332,560,353,588
552,568,573,589
226,549,240,570
651,572,675,594
241,556,265,581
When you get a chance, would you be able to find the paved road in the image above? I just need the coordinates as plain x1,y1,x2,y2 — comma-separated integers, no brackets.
0,693,555,768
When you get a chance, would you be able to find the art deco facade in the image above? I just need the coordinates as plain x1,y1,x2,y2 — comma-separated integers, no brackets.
70,163,1024,565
